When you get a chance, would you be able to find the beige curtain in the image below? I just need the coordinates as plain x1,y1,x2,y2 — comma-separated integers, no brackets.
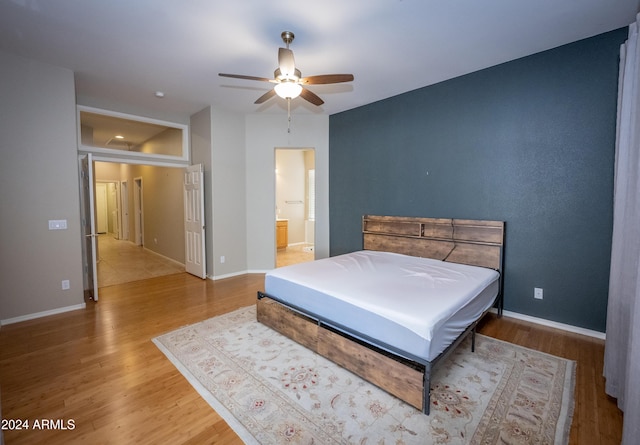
604,13,640,445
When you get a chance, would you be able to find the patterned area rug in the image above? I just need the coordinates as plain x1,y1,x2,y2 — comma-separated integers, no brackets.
153,306,575,444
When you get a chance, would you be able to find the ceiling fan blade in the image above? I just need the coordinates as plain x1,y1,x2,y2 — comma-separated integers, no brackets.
254,89,276,104
300,74,354,85
219,73,275,83
300,87,324,106
278,48,296,78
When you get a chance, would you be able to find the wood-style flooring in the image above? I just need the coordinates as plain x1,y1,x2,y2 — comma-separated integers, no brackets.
0,273,622,444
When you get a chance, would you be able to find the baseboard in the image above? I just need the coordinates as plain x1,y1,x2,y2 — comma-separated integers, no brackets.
494,308,606,340
1,303,87,326
142,246,185,268
210,270,252,280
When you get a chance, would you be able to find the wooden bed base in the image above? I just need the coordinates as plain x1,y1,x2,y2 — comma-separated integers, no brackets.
257,215,505,414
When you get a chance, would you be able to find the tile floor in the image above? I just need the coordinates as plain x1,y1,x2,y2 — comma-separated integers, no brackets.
97,234,185,287
276,244,315,267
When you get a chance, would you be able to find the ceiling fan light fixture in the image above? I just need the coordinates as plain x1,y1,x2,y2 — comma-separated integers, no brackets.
218,30,353,108
274,81,302,99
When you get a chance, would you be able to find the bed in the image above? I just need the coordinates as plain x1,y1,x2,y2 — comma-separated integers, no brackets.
257,215,504,414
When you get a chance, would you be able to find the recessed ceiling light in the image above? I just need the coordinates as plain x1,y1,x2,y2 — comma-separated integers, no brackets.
155,91,165,98
115,135,124,139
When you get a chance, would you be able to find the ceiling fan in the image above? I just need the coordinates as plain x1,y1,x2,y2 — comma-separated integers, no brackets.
219,31,354,106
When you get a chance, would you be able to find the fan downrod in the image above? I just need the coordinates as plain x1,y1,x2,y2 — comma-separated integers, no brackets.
281,31,295,48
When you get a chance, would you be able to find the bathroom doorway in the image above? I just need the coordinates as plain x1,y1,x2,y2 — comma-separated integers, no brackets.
275,148,315,267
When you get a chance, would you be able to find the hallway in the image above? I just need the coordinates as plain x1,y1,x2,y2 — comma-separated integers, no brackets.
97,234,184,287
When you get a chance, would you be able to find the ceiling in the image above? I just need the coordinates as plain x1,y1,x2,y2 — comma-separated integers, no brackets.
1,0,638,120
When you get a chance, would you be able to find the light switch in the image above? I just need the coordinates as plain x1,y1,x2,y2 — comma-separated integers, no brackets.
48,219,68,230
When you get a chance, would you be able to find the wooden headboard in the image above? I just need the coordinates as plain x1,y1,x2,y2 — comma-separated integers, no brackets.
362,215,504,271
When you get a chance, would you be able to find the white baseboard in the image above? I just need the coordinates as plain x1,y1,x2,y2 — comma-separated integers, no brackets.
210,270,252,280
494,308,606,340
246,269,271,275
142,246,185,268
1,303,87,326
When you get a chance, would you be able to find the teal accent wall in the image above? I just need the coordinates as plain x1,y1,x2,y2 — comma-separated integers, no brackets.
329,28,627,332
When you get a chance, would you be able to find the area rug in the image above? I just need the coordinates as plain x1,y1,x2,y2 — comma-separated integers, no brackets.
153,306,575,444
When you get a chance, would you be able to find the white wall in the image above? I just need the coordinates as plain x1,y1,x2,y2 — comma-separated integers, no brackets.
191,106,248,279
246,114,329,271
211,107,247,278
190,107,214,277
0,50,85,323
192,109,327,277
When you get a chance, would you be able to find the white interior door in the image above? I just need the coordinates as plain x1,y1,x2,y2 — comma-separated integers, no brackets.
95,183,108,233
79,153,99,301
120,180,129,241
109,182,120,239
134,177,143,246
184,164,206,279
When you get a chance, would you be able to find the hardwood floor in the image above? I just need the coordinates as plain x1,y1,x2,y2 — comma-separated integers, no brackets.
0,273,622,444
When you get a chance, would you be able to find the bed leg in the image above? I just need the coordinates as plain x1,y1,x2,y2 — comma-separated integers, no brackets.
471,329,476,353
423,366,431,415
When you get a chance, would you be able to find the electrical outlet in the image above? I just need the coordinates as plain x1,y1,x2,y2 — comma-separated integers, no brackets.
61,280,70,290
534,287,543,300
220,256,225,263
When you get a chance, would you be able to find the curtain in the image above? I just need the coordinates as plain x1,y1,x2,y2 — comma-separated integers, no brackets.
604,13,640,445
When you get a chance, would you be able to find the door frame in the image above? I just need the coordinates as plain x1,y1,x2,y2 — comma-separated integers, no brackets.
78,154,198,294
274,147,316,263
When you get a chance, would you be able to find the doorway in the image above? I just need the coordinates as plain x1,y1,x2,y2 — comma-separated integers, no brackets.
95,181,121,237
90,161,189,289
95,182,109,234
275,148,315,267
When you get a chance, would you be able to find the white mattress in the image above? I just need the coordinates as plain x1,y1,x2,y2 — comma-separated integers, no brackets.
264,250,499,362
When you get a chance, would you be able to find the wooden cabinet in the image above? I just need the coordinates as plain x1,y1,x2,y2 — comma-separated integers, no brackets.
276,220,288,249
